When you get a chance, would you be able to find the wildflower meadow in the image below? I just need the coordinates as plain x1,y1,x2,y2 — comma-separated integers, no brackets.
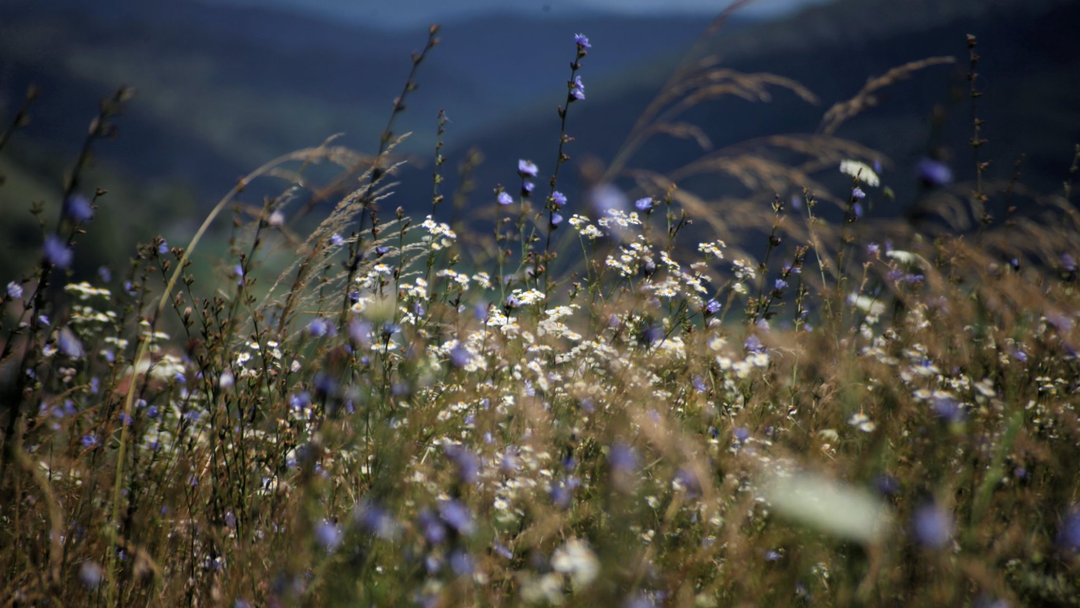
2,8,1080,608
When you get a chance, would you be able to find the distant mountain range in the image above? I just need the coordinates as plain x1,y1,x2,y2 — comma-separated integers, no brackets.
0,0,722,193
193,0,827,28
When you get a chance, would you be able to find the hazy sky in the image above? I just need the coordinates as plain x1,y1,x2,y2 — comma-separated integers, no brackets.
207,0,830,27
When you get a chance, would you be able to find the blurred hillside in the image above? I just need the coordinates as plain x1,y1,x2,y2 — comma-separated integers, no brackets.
1,0,1078,274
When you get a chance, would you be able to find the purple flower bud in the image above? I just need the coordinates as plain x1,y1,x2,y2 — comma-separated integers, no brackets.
574,33,591,48
497,191,513,206
852,187,866,200
550,213,563,228
634,197,654,211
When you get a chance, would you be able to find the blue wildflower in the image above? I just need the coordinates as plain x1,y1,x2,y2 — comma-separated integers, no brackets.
624,594,656,608
6,281,23,300
744,335,765,353
574,33,591,48
157,240,168,255
418,509,447,544
570,75,585,101
518,159,539,178
551,213,563,227
550,477,579,509
44,235,73,269
635,197,654,211
917,158,953,186
449,344,472,368
438,499,475,535
874,474,901,497
78,562,104,588
1060,507,1080,553
497,191,513,206
355,501,397,540
58,328,84,358
704,299,721,315
307,317,334,338
290,392,312,412
444,444,480,485
81,434,98,447
912,502,952,548
774,278,788,291
852,187,866,200
674,467,702,497
608,441,639,473
552,191,567,207
641,325,664,347
64,194,94,223
692,376,708,392
449,549,474,576
314,520,342,551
